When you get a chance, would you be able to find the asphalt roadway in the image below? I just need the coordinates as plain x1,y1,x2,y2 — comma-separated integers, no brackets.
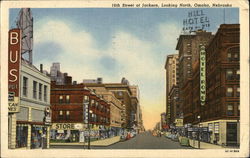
51,131,192,149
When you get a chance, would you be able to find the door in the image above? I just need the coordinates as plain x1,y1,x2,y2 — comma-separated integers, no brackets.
226,122,237,146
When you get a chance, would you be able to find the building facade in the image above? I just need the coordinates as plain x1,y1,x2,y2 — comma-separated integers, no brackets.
176,30,214,126
197,24,240,146
9,60,51,149
165,54,179,125
50,82,110,142
82,83,123,137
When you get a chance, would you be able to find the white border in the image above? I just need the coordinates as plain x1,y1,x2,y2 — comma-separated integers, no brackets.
1,0,249,157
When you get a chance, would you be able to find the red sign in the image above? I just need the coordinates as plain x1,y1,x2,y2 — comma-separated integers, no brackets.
8,29,21,112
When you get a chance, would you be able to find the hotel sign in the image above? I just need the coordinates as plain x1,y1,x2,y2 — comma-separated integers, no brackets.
182,10,210,32
8,29,21,113
200,45,206,106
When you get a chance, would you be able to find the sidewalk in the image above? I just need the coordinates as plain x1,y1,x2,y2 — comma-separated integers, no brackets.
50,136,120,147
188,139,224,149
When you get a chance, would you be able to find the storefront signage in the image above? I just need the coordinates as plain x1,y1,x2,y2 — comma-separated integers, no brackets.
44,107,51,125
8,29,21,113
52,123,84,130
182,10,210,32
214,123,219,134
175,119,183,127
208,123,213,132
200,45,206,106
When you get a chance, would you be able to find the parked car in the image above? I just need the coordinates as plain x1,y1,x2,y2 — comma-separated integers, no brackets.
171,134,179,142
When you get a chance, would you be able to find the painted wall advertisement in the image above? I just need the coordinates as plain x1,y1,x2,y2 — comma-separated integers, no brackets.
8,29,21,113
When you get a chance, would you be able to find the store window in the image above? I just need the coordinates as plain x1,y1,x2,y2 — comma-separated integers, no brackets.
23,77,28,97
226,70,233,80
44,85,47,102
226,87,233,97
33,81,37,99
66,95,70,104
227,104,234,116
31,126,46,149
39,83,42,100
16,126,28,148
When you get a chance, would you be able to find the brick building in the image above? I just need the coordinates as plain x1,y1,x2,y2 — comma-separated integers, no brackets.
176,30,214,126
196,24,240,146
50,82,110,142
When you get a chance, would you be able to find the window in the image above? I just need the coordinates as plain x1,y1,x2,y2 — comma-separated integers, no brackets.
33,81,37,99
39,83,42,100
226,87,233,97
236,70,240,80
44,85,47,102
66,111,70,120
91,100,95,107
227,104,234,116
227,53,232,61
66,95,70,104
226,70,233,80
234,53,239,60
59,95,63,104
238,103,240,116
59,110,63,119
236,87,240,97
23,77,28,96
118,91,123,96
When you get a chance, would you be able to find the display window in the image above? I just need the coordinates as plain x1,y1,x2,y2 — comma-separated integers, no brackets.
16,125,28,148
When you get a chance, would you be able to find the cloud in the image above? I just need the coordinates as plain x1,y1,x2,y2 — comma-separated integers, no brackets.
34,18,166,129
158,22,182,52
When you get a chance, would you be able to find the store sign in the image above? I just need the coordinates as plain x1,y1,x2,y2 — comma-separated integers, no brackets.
200,45,206,106
182,10,210,32
44,107,51,125
8,29,21,113
208,123,213,131
175,119,183,127
214,123,219,134
52,123,78,130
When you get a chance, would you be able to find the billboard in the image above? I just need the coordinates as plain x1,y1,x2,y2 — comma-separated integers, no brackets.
8,29,21,113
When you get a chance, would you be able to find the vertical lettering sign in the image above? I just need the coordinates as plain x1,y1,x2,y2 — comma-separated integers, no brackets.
8,29,21,113
182,10,210,32
200,45,206,106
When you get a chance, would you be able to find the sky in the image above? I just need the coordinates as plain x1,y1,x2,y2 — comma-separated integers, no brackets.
10,8,239,130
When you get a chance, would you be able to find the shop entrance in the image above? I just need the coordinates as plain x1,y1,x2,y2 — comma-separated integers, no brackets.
16,125,28,148
226,122,237,146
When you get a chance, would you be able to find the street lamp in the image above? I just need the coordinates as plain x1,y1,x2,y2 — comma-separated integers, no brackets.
197,115,201,149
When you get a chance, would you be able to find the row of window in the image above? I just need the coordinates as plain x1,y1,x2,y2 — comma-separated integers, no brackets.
23,76,48,102
227,103,240,116
226,69,240,80
226,87,240,97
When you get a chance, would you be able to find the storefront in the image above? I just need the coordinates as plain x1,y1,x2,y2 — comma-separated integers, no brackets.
31,125,48,149
16,124,28,148
51,123,85,143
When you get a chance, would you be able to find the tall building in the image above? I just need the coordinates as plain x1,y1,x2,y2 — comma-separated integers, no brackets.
164,54,179,126
196,24,240,146
50,63,72,85
176,30,214,126
82,83,123,136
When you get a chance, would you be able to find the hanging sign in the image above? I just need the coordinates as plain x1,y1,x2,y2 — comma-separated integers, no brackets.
8,29,21,113
200,45,206,106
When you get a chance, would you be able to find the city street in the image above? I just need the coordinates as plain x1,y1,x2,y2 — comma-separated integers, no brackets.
50,132,192,149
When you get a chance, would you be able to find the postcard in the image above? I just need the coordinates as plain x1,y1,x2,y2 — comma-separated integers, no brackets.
1,0,249,157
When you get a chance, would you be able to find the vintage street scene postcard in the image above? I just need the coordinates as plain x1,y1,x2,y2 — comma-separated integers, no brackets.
0,0,249,157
